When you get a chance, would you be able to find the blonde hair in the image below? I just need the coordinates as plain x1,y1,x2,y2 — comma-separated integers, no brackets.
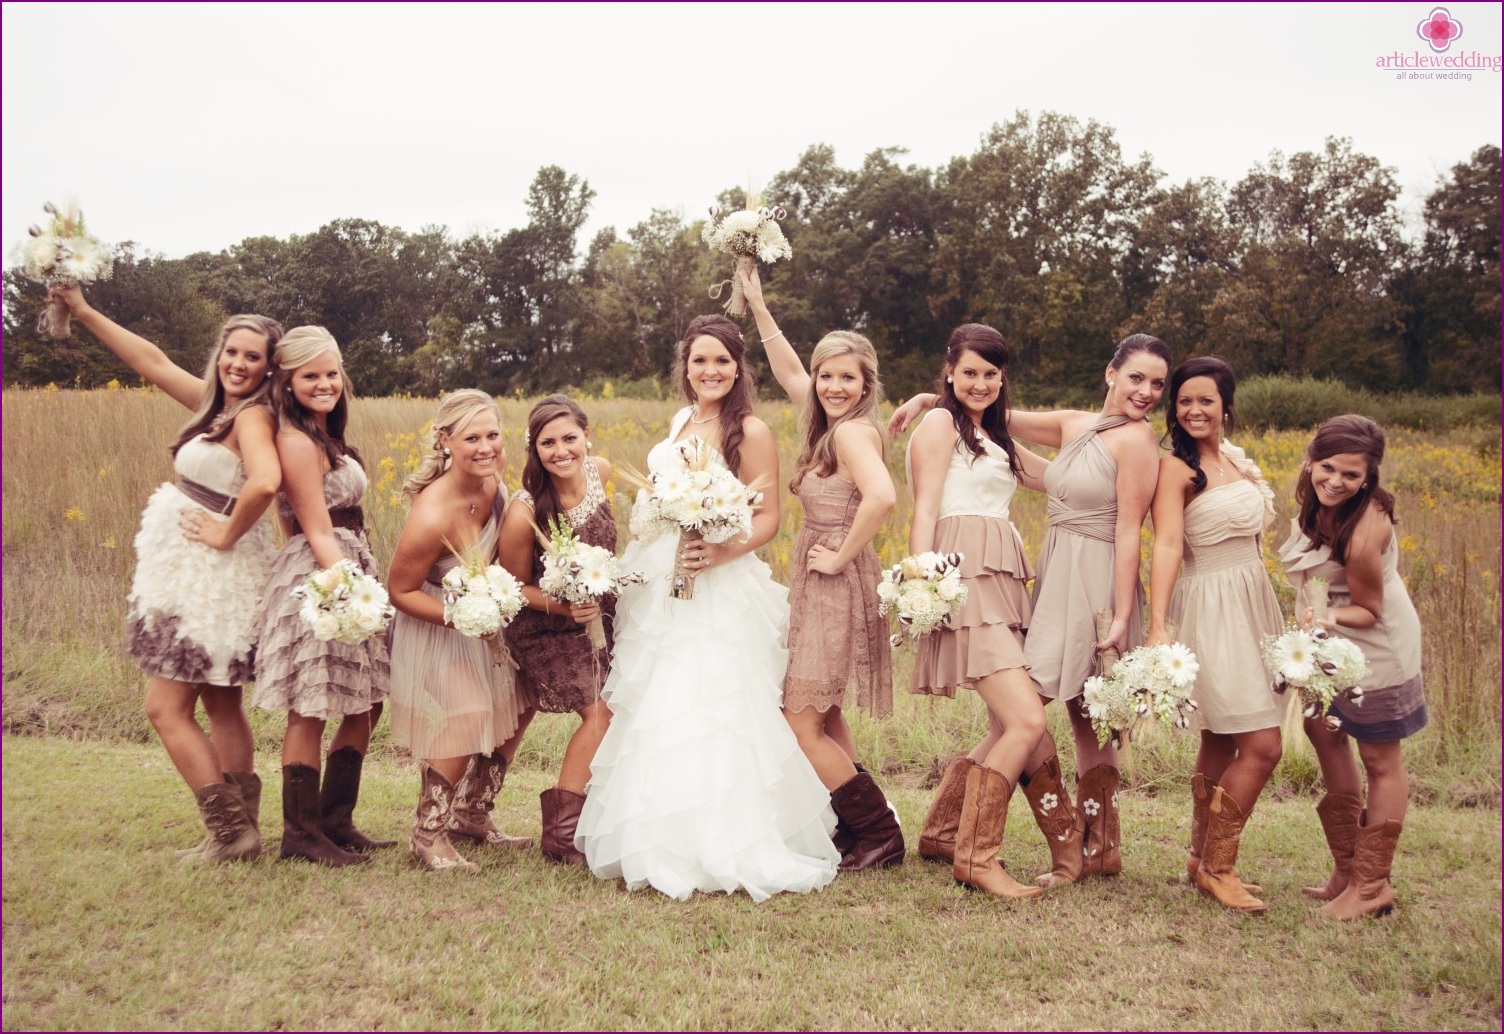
403,389,502,500
790,330,886,493
269,326,362,469
169,314,284,457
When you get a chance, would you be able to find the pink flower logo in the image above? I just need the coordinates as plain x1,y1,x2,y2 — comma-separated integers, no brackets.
1416,7,1463,52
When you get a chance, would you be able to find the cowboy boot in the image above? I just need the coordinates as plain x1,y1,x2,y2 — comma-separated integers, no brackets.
410,765,478,873
1194,785,1266,912
1189,773,1262,894
540,787,588,865
1302,791,1363,901
182,781,261,864
449,751,536,850
829,770,906,872
1021,756,1084,889
178,770,263,859
919,757,974,863
279,763,369,867
1320,818,1401,920
319,746,396,852
1077,765,1122,877
952,764,1043,899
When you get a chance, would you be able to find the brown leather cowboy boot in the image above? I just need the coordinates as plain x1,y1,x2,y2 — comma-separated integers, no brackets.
280,763,369,868
539,787,588,865
1189,772,1262,894
1021,755,1083,888
182,781,261,864
829,770,906,871
410,765,478,873
1077,764,1122,876
918,756,974,864
319,746,396,852
1194,785,1266,912
952,764,1042,900
1320,818,1401,920
1302,791,1363,901
449,751,535,850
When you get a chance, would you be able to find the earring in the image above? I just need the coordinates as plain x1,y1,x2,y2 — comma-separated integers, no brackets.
946,377,953,384
442,447,451,457
586,442,593,451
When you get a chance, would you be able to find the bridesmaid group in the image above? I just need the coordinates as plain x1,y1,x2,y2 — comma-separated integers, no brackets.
57,272,1426,919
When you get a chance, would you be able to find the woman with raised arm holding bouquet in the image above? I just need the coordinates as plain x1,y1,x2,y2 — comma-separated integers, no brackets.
498,395,623,866
741,268,904,872
1146,357,1283,912
51,285,282,863
252,327,393,867
891,333,1169,885
576,315,839,902
1279,415,1424,920
387,390,536,872
906,325,1052,899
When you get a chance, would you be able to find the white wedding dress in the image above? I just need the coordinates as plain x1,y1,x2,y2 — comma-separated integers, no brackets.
576,408,840,902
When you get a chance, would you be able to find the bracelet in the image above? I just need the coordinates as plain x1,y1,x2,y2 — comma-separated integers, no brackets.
761,330,786,344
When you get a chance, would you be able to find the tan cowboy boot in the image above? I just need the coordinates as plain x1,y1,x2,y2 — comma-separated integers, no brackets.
1194,785,1266,912
918,756,974,864
1320,819,1400,920
952,764,1043,900
449,751,535,850
410,765,478,873
1302,791,1363,901
1022,755,1083,889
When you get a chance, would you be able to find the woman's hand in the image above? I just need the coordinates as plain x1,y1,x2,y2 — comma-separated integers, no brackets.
806,543,846,575
678,536,730,573
566,600,601,626
887,394,934,436
1297,606,1336,633
737,265,767,313
1144,627,1171,649
1094,615,1129,656
48,283,89,316
181,507,233,550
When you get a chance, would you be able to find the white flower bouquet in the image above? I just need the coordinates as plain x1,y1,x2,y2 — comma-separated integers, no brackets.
292,559,395,646
535,516,644,648
622,439,766,600
876,551,969,645
13,201,114,339
1262,625,1369,729
441,559,525,638
702,190,791,317
1083,613,1200,748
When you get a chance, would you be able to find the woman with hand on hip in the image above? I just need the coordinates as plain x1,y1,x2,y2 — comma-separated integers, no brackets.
1279,415,1424,920
388,389,535,872
252,327,392,867
52,284,282,863
906,325,1050,899
741,268,903,871
498,395,618,866
1146,357,1283,912
890,333,1169,885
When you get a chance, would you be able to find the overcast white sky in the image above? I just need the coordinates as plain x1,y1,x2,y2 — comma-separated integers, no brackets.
3,2,1500,260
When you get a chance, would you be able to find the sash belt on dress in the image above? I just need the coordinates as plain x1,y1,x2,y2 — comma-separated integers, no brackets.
288,505,366,537
177,477,236,516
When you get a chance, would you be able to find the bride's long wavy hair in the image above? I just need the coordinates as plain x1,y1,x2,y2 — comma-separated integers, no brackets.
671,315,756,479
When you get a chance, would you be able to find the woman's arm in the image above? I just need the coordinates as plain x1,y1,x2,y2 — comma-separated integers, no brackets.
1100,424,1160,652
498,494,596,623
808,422,895,575
1013,445,1052,494
387,499,451,627
1327,504,1389,631
684,417,782,571
906,411,956,555
192,405,282,550
277,431,344,570
739,267,810,407
1145,456,1192,646
50,284,205,408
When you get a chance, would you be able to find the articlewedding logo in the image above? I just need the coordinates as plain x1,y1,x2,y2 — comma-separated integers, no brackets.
1417,7,1463,52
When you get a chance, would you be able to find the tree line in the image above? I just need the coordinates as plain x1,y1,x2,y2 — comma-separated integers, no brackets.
4,112,1498,400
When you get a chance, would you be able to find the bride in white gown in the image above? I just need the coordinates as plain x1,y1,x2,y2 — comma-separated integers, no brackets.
576,314,841,902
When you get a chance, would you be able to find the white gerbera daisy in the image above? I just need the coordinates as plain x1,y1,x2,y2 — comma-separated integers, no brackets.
1160,642,1200,688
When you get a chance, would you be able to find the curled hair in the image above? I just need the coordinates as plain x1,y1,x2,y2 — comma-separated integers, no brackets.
1164,355,1238,494
402,389,501,501
521,394,591,536
790,331,887,493
169,314,284,458
671,315,756,478
268,326,363,470
932,323,1022,478
1295,414,1397,563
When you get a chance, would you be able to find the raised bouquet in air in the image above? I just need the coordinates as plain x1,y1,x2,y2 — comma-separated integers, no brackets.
1262,626,1369,729
13,201,114,339
441,558,525,638
622,438,766,600
535,515,644,648
292,559,395,646
703,189,791,317
1083,616,1200,748
876,551,969,646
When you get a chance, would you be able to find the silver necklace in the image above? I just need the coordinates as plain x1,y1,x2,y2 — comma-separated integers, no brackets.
690,407,718,425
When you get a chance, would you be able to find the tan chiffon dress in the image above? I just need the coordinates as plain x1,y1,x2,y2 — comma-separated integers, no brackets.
783,472,893,717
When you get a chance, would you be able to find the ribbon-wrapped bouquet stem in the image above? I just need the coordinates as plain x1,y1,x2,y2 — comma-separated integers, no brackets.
703,189,791,317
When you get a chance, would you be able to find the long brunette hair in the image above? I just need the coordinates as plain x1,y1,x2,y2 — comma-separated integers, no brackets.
672,315,756,478
1294,414,1397,563
934,323,1022,478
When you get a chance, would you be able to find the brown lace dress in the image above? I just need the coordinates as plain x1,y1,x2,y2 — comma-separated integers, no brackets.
783,473,893,717
503,458,618,714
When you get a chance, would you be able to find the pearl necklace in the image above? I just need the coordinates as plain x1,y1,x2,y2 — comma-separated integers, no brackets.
689,407,719,425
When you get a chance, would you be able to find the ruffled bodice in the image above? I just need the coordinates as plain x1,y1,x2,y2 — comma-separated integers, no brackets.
277,457,368,520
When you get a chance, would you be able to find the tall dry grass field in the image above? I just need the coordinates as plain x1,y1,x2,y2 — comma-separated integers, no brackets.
3,387,1499,801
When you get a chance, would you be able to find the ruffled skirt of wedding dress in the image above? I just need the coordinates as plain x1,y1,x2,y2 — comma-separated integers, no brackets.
577,533,839,902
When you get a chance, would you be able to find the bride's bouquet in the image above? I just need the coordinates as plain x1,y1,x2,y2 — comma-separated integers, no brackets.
440,551,526,666
703,189,791,317
623,439,765,600
1082,612,1199,749
292,559,395,646
13,201,114,339
535,516,644,648
1264,578,1369,728
876,551,968,647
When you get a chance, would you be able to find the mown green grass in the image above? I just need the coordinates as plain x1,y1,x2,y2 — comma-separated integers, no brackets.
3,737,1499,1032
